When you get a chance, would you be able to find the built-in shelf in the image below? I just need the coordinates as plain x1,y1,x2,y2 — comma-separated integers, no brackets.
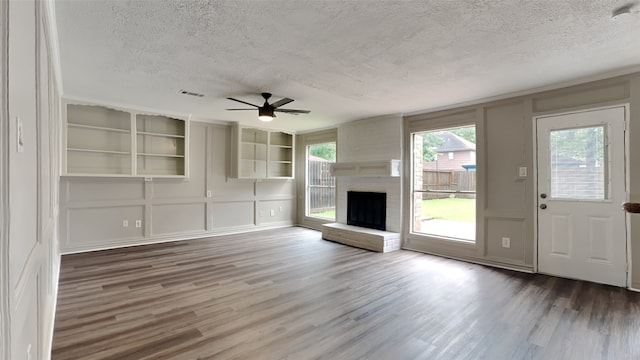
137,130,185,139
331,160,401,177
68,148,131,155
67,123,130,133
63,102,189,178
231,125,295,179
137,153,185,158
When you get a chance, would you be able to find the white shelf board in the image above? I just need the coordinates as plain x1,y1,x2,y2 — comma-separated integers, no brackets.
68,148,131,155
137,131,185,138
68,123,130,133
137,153,185,158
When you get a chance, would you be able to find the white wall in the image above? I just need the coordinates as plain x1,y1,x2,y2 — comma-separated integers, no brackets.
59,122,296,253
336,114,403,232
2,0,62,359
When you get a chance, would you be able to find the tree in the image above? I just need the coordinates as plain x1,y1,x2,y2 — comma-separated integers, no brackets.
309,142,336,161
450,127,476,143
550,126,603,166
422,133,444,161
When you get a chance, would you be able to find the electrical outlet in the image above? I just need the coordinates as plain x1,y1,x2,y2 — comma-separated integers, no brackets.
122,220,128,228
270,209,275,217
206,190,212,197
135,220,142,228
518,166,527,177
279,206,283,212
502,237,511,248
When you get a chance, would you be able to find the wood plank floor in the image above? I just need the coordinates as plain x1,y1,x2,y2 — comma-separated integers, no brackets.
52,227,640,359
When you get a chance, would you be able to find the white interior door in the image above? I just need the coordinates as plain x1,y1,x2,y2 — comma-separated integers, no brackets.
536,107,627,286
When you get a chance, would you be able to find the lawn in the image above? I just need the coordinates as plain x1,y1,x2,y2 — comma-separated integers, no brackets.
421,198,475,223
308,198,475,223
310,209,336,219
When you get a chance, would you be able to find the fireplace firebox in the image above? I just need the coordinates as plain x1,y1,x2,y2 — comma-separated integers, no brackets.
347,191,386,231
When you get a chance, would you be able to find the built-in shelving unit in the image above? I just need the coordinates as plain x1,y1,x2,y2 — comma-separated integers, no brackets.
136,114,186,177
231,125,294,179
63,102,189,178
268,131,294,178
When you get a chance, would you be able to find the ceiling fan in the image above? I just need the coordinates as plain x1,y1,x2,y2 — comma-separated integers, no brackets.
226,92,310,122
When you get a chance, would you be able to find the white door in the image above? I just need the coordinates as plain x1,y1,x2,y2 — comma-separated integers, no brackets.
536,107,627,286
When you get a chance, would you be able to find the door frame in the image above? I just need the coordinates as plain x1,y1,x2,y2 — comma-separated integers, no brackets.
532,104,631,286
1,0,10,358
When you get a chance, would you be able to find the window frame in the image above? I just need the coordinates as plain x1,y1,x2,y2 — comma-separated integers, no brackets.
296,129,338,230
411,126,477,243
403,110,484,258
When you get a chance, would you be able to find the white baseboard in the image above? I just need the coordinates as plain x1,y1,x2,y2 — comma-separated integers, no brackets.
43,253,61,360
60,222,296,255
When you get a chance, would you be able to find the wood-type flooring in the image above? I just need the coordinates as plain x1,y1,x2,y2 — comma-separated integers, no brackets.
52,227,640,359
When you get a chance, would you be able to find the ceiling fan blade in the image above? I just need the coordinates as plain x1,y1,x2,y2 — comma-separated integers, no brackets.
226,108,256,111
270,98,294,108
227,97,259,108
275,109,310,114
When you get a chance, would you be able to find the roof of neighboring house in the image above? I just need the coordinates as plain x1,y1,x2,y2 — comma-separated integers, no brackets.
434,132,476,152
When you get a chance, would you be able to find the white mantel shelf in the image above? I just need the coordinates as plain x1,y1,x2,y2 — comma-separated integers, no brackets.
331,160,401,177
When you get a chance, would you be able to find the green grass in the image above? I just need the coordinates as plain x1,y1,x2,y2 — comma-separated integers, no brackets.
310,210,336,219
421,198,475,223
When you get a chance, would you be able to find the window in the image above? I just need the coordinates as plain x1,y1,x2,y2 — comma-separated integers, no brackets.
411,126,476,242
550,126,606,200
306,142,336,220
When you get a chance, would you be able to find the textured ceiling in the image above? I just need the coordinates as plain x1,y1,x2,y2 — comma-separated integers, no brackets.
55,0,640,132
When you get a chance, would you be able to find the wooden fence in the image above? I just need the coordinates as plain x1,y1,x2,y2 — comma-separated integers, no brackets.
308,159,336,214
422,170,476,199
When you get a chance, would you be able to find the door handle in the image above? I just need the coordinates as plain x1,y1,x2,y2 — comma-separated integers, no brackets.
540,193,547,199
540,204,547,209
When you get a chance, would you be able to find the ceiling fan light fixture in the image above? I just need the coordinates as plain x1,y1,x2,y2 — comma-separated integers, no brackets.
258,107,274,121
226,93,308,121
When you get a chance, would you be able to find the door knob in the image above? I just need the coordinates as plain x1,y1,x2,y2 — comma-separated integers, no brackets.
540,204,547,209
540,193,547,199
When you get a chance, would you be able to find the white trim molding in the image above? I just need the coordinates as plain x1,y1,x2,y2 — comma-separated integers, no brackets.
42,0,62,95
1,0,12,358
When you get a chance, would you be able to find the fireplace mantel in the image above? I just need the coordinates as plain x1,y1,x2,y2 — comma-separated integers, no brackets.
331,160,401,177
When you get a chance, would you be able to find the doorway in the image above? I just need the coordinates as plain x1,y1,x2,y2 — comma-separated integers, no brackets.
536,106,627,286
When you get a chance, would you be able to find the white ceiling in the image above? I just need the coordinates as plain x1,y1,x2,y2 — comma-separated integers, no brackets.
54,0,640,132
